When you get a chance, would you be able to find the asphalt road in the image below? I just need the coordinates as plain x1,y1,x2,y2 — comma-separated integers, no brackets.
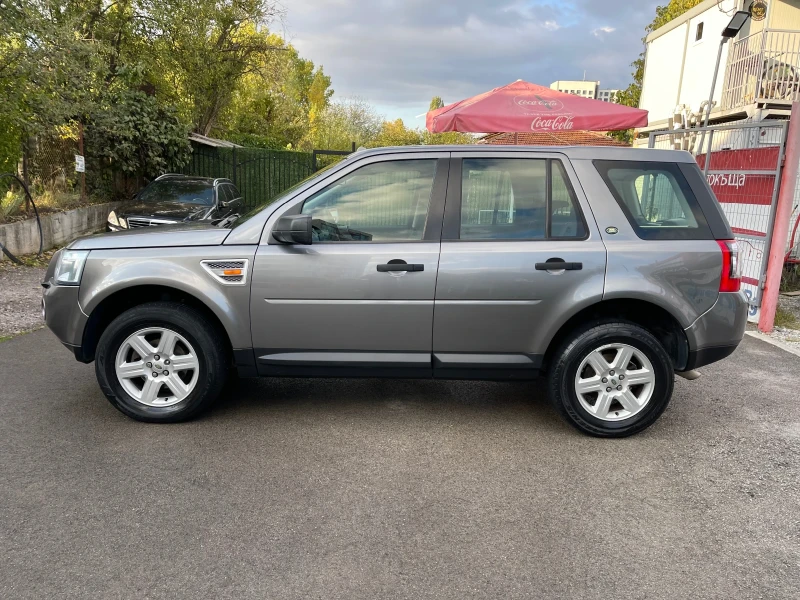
1,330,798,599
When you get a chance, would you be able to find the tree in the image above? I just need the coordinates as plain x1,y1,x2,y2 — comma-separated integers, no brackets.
220,34,333,148
86,88,190,178
368,119,423,147
139,0,285,135
304,97,383,151
429,96,444,111
367,118,475,148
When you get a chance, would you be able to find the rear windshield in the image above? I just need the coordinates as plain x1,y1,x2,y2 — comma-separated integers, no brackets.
138,180,215,206
594,160,712,240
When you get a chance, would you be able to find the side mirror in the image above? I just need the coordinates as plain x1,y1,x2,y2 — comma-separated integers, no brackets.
272,214,312,245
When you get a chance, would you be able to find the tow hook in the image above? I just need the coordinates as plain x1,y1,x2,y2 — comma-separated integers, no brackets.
676,370,701,381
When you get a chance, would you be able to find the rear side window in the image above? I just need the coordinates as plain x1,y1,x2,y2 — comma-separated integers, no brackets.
594,160,712,240
459,158,587,240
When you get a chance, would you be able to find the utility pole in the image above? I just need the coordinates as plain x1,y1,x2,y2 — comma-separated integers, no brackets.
759,102,800,333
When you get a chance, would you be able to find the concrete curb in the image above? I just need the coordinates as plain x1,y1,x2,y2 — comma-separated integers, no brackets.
0,203,114,259
745,330,800,359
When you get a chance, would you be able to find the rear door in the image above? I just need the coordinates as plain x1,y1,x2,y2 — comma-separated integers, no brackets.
432,151,607,379
250,152,450,377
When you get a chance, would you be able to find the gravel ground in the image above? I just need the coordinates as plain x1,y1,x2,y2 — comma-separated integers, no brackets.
0,263,46,338
770,294,800,350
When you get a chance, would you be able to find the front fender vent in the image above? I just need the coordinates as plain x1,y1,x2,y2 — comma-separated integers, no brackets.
201,259,249,285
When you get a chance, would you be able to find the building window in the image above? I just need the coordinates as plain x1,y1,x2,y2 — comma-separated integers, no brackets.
696,22,704,42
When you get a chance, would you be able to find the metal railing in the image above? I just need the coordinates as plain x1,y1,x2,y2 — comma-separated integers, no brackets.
722,29,800,111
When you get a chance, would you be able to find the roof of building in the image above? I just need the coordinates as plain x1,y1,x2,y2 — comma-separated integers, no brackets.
188,133,243,148
646,0,719,43
480,131,630,147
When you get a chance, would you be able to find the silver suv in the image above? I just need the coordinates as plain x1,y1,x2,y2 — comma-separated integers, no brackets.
42,146,747,437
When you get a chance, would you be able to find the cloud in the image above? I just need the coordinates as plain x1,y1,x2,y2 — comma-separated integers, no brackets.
283,0,661,121
593,26,617,36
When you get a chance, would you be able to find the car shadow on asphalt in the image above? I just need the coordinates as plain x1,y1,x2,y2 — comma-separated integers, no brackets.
210,375,565,430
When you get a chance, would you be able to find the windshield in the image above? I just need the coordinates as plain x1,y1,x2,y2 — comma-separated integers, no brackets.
138,180,215,206
229,163,339,228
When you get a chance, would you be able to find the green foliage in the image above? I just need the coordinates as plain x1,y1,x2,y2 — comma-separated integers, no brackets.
86,88,191,178
305,98,383,151
220,33,333,149
429,96,445,111
367,118,475,148
369,119,424,147
422,130,476,146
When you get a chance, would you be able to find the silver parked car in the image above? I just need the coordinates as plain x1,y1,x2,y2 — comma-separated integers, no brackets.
42,146,747,437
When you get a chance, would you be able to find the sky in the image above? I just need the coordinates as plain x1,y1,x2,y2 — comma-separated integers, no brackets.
283,0,663,126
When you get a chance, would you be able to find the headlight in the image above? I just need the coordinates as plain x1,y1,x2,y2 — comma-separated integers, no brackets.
55,250,90,285
108,210,119,226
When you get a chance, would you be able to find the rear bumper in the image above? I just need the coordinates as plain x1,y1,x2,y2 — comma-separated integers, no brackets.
684,344,738,370
683,291,748,369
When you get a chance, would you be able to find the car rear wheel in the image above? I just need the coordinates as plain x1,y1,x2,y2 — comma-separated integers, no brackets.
95,302,229,423
548,322,674,438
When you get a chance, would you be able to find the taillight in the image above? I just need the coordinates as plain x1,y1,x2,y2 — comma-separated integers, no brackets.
717,240,741,292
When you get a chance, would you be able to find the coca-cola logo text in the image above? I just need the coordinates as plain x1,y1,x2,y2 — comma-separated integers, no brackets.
531,115,574,131
514,95,564,113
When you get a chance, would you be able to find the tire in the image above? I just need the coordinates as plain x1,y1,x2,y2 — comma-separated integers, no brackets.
95,301,229,423
547,321,674,438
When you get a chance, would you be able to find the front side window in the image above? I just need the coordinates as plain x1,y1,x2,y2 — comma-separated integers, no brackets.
459,158,587,240
594,160,712,240
301,159,436,242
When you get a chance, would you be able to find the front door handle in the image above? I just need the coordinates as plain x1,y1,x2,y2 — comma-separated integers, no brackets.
535,258,583,271
378,259,424,272
377,263,424,272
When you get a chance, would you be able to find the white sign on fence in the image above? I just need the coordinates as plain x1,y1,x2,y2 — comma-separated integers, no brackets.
74,155,85,173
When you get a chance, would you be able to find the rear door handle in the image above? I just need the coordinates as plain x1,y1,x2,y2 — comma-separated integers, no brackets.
377,263,424,272
535,260,583,271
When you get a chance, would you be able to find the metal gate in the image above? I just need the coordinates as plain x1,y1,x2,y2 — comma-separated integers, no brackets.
649,121,788,319
184,146,315,211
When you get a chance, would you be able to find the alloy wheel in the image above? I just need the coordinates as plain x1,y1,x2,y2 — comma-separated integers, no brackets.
114,327,200,407
574,343,656,422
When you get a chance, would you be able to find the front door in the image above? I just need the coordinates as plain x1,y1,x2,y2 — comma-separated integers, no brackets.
433,153,607,379
250,154,449,377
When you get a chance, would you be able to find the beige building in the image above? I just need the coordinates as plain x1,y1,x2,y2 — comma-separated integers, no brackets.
550,80,599,98
550,81,619,102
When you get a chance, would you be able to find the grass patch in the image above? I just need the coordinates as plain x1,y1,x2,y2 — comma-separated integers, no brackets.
782,264,800,293
0,247,60,270
0,188,107,225
0,335,12,343
774,306,799,329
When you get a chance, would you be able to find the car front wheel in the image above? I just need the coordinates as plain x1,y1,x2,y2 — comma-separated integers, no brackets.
548,322,675,438
95,302,229,423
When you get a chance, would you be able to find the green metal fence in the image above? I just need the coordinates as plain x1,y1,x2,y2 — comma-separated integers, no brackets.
183,144,315,210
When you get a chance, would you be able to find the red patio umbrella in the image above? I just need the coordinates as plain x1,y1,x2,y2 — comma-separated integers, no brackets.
426,80,648,134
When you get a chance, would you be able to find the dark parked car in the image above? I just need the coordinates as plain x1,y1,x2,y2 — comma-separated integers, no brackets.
107,174,243,230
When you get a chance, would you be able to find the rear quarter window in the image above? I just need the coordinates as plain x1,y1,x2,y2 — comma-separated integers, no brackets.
594,160,713,240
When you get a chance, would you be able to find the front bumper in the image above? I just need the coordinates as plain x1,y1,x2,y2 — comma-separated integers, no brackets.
42,281,88,357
